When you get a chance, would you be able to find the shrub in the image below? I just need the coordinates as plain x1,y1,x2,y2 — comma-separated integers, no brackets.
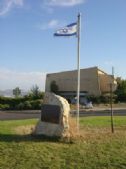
87,95,101,104
0,95,43,110
15,102,24,110
24,101,32,110
30,100,42,110
100,95,110,103
0,104,10,110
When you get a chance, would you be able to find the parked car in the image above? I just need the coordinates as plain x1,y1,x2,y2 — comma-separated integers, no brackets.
71,97,93,109
85,101,93,109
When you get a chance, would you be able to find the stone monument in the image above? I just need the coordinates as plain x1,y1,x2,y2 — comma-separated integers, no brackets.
35,92,70,137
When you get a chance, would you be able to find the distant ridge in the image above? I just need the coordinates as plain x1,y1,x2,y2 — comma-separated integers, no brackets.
0,89,28,97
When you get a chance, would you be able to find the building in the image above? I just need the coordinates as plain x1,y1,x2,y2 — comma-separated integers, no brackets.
45,67,117,101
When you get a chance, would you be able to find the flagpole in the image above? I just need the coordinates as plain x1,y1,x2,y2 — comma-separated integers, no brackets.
77,13,81,132
110,66,114,133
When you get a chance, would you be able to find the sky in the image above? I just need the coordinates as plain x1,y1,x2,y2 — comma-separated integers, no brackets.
0,0,126,91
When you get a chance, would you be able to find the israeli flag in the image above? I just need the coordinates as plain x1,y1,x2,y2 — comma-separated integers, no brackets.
54,22,77,36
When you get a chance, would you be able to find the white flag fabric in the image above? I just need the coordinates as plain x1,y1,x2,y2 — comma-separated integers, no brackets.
54,22,77,36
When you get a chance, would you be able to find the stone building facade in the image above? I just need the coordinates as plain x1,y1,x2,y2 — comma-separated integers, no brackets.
45,67,117,99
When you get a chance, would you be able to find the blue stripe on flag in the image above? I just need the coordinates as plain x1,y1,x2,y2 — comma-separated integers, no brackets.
54,32,77,36
54,22,77,37
67,22,77,27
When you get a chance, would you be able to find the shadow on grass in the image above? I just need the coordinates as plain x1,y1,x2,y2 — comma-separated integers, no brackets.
0,134,62,143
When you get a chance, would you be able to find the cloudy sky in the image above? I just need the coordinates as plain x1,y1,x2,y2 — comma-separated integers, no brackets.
0,0,126,91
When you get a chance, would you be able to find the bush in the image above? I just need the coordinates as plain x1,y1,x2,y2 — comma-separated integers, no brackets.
87,95,101,104
0,95,44,110
0,104,10,110
24,101,32,110
14,100,42,110
100,95,110,103
87,94,117,104
30,100,42,110
15,102,24,110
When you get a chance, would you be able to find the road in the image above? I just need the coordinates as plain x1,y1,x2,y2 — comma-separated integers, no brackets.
0,110,41,120
71,107,126,116
0,108,126,120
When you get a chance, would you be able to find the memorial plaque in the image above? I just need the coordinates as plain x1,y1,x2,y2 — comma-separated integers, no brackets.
41,104,61,124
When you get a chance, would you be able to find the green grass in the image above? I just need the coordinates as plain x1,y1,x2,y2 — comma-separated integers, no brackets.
0,117,126,169
80,116,126,128
0,119,37,134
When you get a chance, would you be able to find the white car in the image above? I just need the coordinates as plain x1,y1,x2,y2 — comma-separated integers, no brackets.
85,102,93,109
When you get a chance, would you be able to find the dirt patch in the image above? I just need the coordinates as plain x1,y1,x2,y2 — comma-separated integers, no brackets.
14,125,35,135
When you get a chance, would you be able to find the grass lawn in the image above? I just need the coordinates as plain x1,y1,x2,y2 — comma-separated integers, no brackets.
0,116,126,169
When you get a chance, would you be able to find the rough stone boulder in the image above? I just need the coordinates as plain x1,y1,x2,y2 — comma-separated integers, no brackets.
35,92,70,137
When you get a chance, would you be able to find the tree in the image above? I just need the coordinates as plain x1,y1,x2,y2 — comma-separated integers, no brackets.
29,85,44,100
50,81,59,94
13,87,21,98
115,78,126,102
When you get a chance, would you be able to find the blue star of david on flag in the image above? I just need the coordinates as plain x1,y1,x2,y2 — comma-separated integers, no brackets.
54,22,77,36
